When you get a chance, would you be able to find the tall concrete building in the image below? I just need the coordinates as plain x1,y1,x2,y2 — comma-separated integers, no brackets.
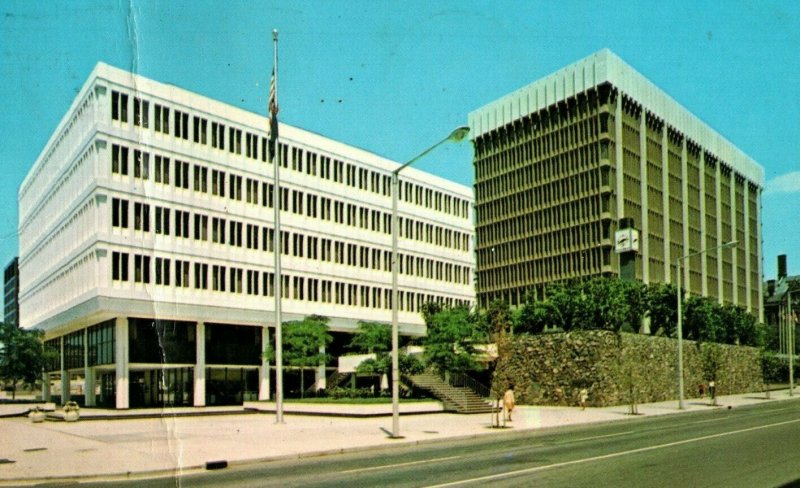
469,49,764,321
19,63,474,408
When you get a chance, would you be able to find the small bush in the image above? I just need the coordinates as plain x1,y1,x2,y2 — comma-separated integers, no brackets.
326,386,375,399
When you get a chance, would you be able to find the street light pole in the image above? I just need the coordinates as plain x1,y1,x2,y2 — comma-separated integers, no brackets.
390,126,469,439
675,240,737,410
789,289,794,396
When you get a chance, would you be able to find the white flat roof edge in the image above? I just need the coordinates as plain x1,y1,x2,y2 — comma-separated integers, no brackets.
468,49,764,186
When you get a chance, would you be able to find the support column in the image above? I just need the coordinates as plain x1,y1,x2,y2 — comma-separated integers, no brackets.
756,188,764,323
681,138,690,292
258,326,271,400
699,152,708,296
743,183,752,313
84,328,95,406
59,336,68,405
194,321,206,407
315,345,327,392
115,317,129,409
639,111,649,284
730,171,738,306
42,372,51,402
716,162,724,303
662,127,671,283
615,93,625,223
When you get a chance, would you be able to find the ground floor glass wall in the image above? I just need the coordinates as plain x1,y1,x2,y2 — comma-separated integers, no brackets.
130,367,193,408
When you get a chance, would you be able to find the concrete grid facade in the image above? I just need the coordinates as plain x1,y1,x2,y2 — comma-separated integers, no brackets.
19,63,475,408
469,50,764,321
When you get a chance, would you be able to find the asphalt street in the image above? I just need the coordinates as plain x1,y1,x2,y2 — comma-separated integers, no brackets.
71,400,800,488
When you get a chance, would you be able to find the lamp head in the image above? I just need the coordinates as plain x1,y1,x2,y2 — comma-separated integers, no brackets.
448,126,470,142
721,240,738,249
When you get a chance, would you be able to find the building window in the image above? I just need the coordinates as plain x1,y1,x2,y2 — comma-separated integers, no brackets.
193,116,207,144
134,202,150,232
262,272,275,297
133,97,149,128
194,165,208,193
246,224,259,249
112,144,128,175
229,175,242,201
212,265,226,291
175,260,190,287
112,198,129,228
262,182,274,208
155,155,170,184
134,254,151,283
212,170,226,197
154,104,169,134
174,210,190,238
194,263,208,289
212,217,226,244
262,227,274,252
155,257,171,285
111,91,128,122
155,206,170,235
174,110,189,140
230,267,243,293
194,214,208,241
228,127,242,154
247,270,259,295
175,160,189,189
134,150,150,179
229,221,243,247
112,252,129,281
211,122,225,149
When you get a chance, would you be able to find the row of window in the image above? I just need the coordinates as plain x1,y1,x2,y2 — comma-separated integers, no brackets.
109,202,472,283
110,251,469,312
109,151,471,251
110,90,470,219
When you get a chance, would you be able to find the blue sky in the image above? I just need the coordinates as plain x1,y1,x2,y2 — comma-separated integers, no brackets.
1,1,798,291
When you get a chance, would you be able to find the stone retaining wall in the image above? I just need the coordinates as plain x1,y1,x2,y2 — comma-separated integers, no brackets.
492,331,762,407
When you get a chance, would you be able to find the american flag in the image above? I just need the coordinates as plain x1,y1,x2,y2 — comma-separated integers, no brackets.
269,68,278,117
268,68,279,161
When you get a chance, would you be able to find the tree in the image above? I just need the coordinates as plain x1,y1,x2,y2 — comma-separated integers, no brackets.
0,322,48,400
760,350,782,398
684,296,724,342
349,321,391,355
645,283,677,337
720,305,761,347
422,305,486,375
349,321,425,392
267,315,332,398
485,299,512,338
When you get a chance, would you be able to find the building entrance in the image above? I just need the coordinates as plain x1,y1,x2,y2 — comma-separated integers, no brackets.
130,368,193,408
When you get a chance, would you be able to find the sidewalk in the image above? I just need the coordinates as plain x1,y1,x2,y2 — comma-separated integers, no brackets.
1,390,797,486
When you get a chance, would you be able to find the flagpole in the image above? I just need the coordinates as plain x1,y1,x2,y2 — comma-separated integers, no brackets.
271,28,284,423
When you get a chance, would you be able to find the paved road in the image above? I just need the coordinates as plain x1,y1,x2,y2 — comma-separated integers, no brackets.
75,400,800,488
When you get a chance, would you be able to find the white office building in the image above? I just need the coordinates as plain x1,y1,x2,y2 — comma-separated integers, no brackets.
19,63,475,409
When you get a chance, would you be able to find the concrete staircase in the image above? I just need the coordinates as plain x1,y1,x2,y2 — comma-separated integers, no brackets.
407,373,494,414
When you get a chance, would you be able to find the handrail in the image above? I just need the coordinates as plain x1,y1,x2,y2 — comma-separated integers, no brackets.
447,372,492,399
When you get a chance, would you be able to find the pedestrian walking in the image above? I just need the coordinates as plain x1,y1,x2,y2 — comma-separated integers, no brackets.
579,388,589,410
709,380,716,404
698,383,706,399
503,386,516,421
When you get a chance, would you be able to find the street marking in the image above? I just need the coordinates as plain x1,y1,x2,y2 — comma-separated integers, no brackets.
688,417,726,424
573,431,633,442
340,455,462,474
424,417,800,487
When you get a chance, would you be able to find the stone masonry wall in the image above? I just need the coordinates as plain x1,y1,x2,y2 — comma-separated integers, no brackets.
492,331,763,407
